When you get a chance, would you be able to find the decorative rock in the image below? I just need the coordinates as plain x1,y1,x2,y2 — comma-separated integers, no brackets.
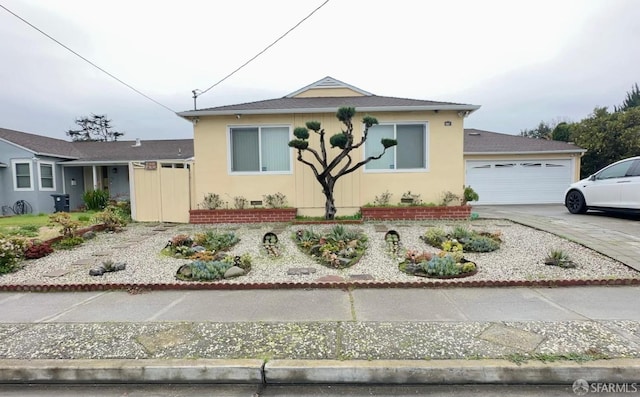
286,267,317,276
89,261,126,276
191,245,206,253
89,267,105,276
224,266,245,278
82,231,96,240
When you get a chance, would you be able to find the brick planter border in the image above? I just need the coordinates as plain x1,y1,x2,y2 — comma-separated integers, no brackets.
189,208,297,224
1,278,638,293
361,205,471,221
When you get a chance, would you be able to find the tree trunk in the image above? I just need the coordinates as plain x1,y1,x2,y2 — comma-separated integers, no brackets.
324,194,337,220
321,179,337,220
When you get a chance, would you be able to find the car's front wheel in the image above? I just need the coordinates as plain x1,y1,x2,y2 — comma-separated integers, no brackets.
565,190,587,214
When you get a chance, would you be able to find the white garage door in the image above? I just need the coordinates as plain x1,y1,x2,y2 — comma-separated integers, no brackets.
465,159,573,204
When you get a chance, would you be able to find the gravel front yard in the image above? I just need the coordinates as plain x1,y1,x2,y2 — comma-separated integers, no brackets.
2,219,639,287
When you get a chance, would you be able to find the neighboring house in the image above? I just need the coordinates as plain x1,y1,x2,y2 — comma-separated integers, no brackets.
464,129,585,205
0,127,193,220
178,76,481,217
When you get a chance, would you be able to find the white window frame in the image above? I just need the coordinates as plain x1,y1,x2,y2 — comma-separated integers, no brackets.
363,122,429,173
227,124,293,175
11,159,34,191
38,161,56,191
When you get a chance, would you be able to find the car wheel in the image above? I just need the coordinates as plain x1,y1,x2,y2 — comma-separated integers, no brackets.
565,190,587,214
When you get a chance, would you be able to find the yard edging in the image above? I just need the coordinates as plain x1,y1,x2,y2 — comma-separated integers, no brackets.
1,277,638,293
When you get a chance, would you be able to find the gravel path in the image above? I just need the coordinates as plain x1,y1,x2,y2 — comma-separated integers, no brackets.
2,220,638,286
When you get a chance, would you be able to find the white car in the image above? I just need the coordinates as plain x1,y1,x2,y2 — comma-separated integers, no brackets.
565,156,640,214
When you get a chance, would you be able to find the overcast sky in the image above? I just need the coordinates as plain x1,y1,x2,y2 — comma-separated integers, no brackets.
1,0,638,141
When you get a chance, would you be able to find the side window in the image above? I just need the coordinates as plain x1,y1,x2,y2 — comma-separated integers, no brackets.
626,160,640,177
596,160,633,180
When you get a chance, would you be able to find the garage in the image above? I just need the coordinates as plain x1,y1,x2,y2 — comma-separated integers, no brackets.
465,159,574,204
463,129,586,205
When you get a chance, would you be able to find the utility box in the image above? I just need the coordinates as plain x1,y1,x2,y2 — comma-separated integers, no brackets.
51,194,70,213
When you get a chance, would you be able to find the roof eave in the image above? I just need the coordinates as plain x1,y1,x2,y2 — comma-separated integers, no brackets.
36,152,79,160
178,104,481,118
61,159,190,166
464,149,586,155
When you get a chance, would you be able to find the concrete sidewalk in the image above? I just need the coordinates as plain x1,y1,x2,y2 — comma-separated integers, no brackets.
0,287,639,384
1,206,640,385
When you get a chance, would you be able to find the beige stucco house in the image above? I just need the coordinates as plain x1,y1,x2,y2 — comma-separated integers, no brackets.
178,77,485,217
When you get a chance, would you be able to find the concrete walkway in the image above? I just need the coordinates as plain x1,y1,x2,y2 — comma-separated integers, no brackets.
1,205,639,385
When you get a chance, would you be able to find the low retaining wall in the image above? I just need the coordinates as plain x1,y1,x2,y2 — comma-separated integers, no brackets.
189,208,297,224
361,205,471,221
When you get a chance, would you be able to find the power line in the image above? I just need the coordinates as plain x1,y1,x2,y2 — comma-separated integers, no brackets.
196,0,330,99
0,3,177,113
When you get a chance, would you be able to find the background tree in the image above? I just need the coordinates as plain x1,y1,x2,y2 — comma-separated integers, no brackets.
614,83,640,112
66,114,124,141
520,121,553,140
551,121,572,142
288,107,397,220
570,106,640,177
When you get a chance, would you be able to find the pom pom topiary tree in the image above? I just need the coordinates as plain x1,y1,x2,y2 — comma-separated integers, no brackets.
288,106,397,220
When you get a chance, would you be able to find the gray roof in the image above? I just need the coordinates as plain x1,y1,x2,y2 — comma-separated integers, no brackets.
180,95,480,117
0,127,82,159
464,128,585,154
180,76,480,117
70,139,193,162
0,127,193,162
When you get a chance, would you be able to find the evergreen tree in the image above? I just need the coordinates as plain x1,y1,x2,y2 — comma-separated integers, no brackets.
615,83,640,112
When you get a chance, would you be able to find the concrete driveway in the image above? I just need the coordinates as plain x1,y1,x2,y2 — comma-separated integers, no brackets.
473,204,640,270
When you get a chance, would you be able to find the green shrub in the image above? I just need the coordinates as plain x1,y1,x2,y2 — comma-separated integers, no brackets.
200,193,225,210
233,196,248,209
544,248,576,268
373,191,393,206
451,226,472,240
49,212,80,238
193,231,239,252
53,236,84,250
294,226,367,269
83,189,110,211
180,260,232,281
263,193,287,208
439,191,461,206
463,186,479,204
78,215,91,222
422,227,447,247
0,237,30,274
422,254,460,277
465,236,500,252
93,205,128,231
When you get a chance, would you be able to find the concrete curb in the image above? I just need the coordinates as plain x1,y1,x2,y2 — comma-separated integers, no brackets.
1,359,639,384
0,359,264,384
265,359,640,384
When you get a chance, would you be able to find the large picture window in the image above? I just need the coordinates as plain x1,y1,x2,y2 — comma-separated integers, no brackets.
365,123,427,171
12,160,33,191
230,126,290,173
39,162,55,190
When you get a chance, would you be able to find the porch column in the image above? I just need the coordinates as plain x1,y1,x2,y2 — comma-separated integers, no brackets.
92,166,98,190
